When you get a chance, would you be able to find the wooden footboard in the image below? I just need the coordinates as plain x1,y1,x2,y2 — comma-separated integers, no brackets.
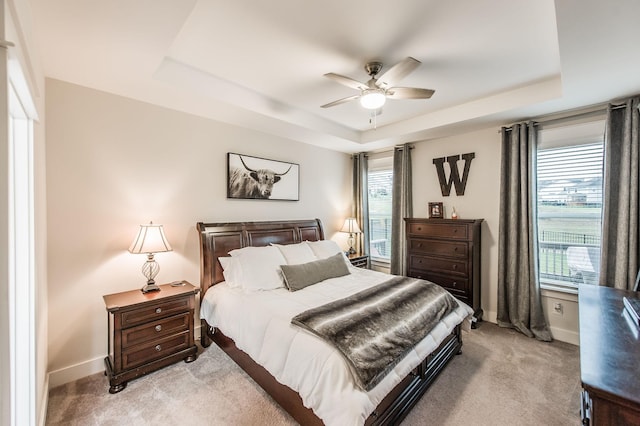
203,321,462,426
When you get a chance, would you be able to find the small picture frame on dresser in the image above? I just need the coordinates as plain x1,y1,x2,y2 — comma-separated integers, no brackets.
428,202,444,218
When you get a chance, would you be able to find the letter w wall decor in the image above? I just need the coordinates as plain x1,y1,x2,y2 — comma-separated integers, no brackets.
432,153,475,196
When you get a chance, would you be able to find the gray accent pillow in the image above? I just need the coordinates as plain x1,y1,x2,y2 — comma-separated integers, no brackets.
281,252,351,291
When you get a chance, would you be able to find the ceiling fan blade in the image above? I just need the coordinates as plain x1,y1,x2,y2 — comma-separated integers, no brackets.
386,87,435,100
321,94,360,108
376,57,421,88
324,73,368,91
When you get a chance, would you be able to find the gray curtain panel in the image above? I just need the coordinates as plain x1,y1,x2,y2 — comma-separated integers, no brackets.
497,122,552,341
353,153,370,264
600,97,640,290
390,144,413,275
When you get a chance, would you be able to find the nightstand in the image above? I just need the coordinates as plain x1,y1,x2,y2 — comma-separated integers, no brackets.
348,254,369,268
103,281,199,393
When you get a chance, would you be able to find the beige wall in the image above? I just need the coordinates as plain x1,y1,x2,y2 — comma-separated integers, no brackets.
412,128,579,344
45,79,353,386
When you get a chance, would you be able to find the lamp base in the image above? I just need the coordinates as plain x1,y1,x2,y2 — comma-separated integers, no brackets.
347,246,357,255
141,282,161,294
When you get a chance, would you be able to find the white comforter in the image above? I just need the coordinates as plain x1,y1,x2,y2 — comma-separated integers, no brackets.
200,267,473,426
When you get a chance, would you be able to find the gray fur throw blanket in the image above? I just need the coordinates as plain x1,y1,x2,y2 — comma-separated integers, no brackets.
291,276,458,391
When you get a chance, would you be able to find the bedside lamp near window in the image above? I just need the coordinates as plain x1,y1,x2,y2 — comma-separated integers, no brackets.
340,218,362,255
129,222,173,293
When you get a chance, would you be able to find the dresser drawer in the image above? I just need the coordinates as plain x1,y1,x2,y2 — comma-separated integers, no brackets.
121,298,190,328
408,239,468,258
412,271,468,297
121,331,190,370
121,313,190,349
408,223,469,240
409,255,468,277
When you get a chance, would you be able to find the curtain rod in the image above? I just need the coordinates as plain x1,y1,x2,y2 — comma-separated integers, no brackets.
502,100,638,132
501,108,606,133
355,144,414,156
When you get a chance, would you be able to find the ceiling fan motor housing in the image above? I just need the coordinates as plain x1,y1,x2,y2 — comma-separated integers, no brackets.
365,61,383,77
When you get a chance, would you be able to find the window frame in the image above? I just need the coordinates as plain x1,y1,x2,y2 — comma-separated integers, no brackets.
536,118,605,293
367,154,393,265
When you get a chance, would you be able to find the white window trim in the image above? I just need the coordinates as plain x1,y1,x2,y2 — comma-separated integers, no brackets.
537,118,605,294
8,65,36,426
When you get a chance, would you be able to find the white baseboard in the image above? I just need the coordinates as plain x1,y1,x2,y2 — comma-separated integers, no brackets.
549,326,580,345
48,324,204,389
480,309,578,345
48,356,105,389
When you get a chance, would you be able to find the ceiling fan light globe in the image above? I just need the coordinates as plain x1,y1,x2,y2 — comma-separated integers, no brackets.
360,90,386,109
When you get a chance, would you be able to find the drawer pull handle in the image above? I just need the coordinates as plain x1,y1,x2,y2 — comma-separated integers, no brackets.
453,281,457,287
155,325,162,332
453,247,458,251
155,308,162,314
452,265,458,270
417,227,422,231
418,243,423,248
453,229,458,233
155,345,161,351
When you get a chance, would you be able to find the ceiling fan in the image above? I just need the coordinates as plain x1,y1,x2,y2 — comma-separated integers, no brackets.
321,57,435,111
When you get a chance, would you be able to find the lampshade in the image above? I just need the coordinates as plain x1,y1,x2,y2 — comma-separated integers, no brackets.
129,222,172,293
360,89,386,110
340,218,362,234
129,222,173,254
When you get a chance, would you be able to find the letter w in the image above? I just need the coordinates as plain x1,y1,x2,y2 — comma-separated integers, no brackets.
432,153,475,196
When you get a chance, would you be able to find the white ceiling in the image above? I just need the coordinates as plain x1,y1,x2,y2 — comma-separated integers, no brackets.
30,0,640,153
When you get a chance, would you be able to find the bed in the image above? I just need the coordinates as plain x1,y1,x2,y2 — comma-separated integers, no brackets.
197,219,472,425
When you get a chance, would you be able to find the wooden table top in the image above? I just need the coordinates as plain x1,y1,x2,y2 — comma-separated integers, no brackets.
579,284,640,405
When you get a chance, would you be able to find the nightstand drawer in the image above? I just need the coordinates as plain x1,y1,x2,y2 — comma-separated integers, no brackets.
408,239,468,258
409,255,468,277
408,223,469,240
121,313,190,349
121,298,191,328
348,254,369,268
121,331,190,370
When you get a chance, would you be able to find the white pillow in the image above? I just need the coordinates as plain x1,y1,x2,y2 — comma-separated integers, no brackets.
218,257,241,288
306,240,343,259
228,246,286,291
272,242,317,265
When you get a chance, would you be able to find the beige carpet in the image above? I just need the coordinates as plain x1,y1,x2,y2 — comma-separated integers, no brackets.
46,323,581,425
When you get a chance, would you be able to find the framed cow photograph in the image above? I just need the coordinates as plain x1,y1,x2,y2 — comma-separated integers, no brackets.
227,153,299,201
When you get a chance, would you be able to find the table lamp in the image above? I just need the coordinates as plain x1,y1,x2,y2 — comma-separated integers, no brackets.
129,222,173,293
340,217,362,255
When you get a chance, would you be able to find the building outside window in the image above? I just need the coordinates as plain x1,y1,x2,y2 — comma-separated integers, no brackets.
537,119,605,291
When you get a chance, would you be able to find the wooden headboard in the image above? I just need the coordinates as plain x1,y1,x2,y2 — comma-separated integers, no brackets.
196,219,325,301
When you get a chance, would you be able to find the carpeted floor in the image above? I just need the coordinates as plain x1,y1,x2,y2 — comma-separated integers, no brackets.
46,322,581,425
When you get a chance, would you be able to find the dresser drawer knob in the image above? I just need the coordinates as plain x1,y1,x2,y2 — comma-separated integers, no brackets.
155,345,161,351
452,265,458,270
417,243,423,248
155,308,162,314
452,281,457,287
453,229,458,233
155,325,162,332
453,247,458,251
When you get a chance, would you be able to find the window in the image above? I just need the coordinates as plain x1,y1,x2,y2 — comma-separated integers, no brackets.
537,119,605,291
368,156,393,261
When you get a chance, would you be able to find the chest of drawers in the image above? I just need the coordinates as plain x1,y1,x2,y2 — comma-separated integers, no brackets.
103,281,199,393
405,218,483,326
